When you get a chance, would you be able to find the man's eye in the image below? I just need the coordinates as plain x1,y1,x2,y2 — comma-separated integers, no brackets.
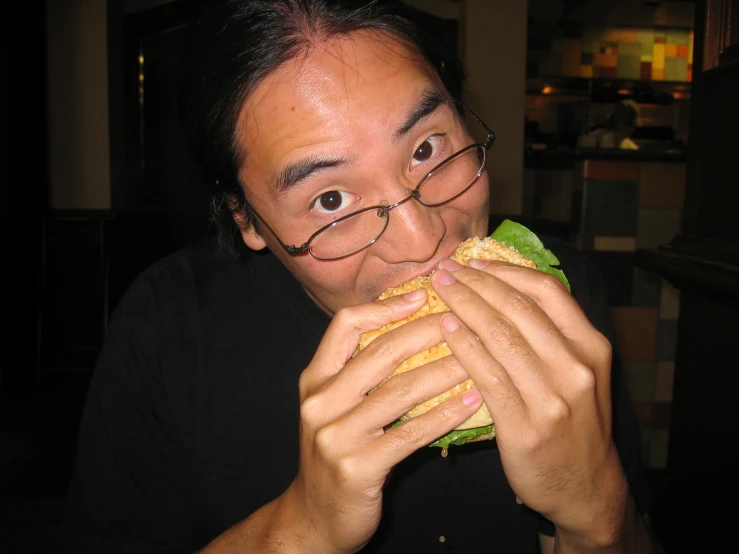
311,190,357,214
411,136,442,165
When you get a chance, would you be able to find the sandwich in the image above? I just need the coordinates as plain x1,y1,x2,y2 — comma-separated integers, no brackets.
358,220,570,450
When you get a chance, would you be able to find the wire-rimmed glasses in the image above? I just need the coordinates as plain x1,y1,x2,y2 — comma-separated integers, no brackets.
252,104,495,260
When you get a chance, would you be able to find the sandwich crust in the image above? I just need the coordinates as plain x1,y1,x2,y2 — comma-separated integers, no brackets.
358,237,536,431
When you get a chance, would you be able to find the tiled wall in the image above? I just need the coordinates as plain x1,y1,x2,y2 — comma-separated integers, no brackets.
530,23,694,82
571,160,685,468
523,168,575,222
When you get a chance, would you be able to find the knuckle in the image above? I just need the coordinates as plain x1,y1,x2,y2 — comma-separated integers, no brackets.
462,268,486,288
503,291,537,317
298,371,313,399
368,332,400,361
455,333,481,358
336,455,360,483
396,419,428,447
439,355,465,381
522,428,549,452
313,425,336,454
546,395,571,421
572,362,597,394
381,373,414,401
332,306,354,327
482,317,530,361
595,333,613,363
300,394,324,426
538,274,566,297
537,273,567,298
483,316,516,344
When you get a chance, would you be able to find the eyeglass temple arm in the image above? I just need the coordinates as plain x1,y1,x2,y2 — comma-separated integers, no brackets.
459,102,496,150
251,207,311,254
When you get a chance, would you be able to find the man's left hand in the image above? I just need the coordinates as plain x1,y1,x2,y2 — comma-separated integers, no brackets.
431,258,630,548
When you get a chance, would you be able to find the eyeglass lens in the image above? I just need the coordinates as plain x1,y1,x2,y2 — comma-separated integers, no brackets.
309,145,486,260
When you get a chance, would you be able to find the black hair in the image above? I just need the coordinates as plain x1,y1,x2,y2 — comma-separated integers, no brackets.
177,0,465,257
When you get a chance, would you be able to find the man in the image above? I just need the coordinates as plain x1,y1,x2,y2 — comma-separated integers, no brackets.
63,1,658,552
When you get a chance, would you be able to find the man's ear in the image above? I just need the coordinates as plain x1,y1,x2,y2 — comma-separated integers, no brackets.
228,194,267,251
240,224,268,251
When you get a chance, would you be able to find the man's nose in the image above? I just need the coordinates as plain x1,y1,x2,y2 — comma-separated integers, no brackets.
374,193,445,264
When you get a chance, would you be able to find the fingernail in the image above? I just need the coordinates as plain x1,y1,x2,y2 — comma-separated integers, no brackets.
441,313,459,332
438,258,462,271
433,269,456,286
468,259,490,269
462,389,482,406
403,288,426,301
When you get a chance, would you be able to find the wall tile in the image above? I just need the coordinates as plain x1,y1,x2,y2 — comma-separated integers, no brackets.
655,362,675,401
637,29,654,54
593,237,637,251
666,29,691,45
637,209,682,249
583,179,639,236
648,429,670,468
660,280,680,319
639,428,651,463
639,163,686,208
574,234,593,250
632,268,662,306
656,319,679,361
653,43,665,68
623,362,657,402
611,307,659,362
584,161,640,180
618,55,641,78
633,401,653,427
652,402,673,429
619,41,641,55
665,56,688,82
585,251,634,306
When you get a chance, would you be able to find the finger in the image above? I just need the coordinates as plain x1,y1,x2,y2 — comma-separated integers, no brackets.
361,386,484,471
465,260,600,344
437,267,608,423
456,261,612,405
303,312,447,426
335,355,471,444
438,312,528,429
436,264,586,380
304,288,428,388
432,269,552,399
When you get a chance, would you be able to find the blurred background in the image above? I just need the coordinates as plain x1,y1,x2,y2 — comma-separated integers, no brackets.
3,0,738,552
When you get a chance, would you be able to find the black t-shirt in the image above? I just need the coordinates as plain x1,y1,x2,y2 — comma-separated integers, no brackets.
62,236,652,553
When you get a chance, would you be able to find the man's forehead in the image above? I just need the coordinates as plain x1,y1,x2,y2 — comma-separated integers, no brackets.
234,31,447,190
242,31,439,121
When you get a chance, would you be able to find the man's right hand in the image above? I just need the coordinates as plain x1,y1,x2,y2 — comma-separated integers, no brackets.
282,288,483,553
199,289,482,554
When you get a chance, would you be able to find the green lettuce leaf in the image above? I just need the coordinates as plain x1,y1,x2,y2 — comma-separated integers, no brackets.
490,219,570,292
392,420,493,449
429,424,494,449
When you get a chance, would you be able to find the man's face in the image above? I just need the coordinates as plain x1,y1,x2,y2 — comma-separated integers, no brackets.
235,31,490,315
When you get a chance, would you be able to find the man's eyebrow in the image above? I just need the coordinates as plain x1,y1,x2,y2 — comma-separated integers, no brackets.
273,155,349,192
393,87,450,142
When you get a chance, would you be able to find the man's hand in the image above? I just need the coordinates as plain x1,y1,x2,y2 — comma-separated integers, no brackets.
285,288,483,553
201,288,482,554
431,258,633,549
